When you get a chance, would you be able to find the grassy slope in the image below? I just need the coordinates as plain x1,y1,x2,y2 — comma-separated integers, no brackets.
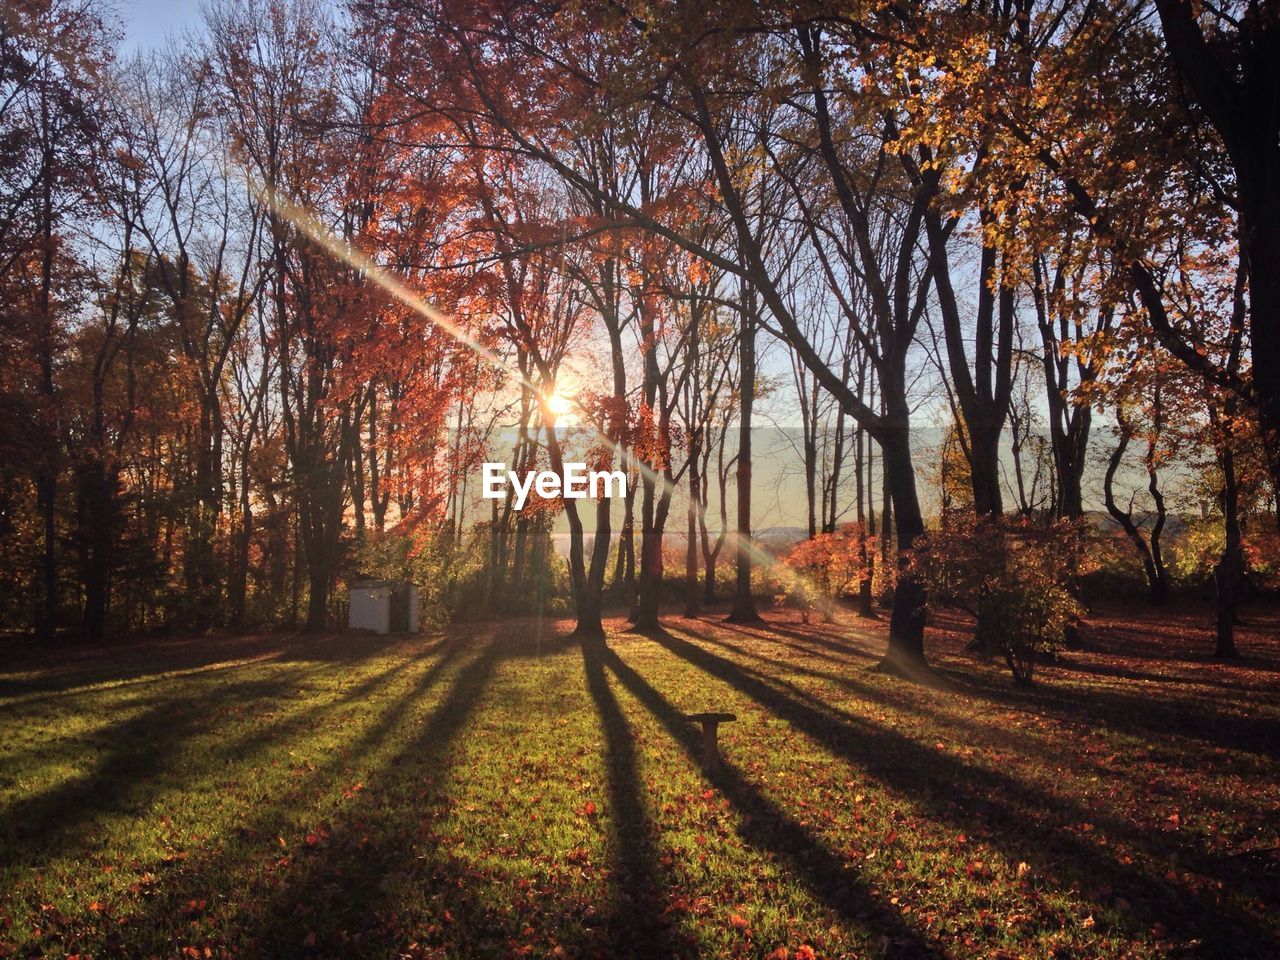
0,605,1277,959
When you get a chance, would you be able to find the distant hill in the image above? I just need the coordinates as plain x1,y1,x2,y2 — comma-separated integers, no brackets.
1083,509,1191,537
549,512,1197,557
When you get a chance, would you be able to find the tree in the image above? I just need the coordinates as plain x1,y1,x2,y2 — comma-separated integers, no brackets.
209,0,360,630
1,0,114,639
398,4,945,668
125,48,268,625
1151,0,1280,512
1029,233,1112,520
1102,399,1172,605
917,0,1274,525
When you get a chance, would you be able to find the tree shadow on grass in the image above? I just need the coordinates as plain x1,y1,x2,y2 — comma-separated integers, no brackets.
931,604,1280,688
705,618,1280,859
596,637,946,959
658,624,1278,958
0,637,455,777
685,622,1279,861
232,639,509,958
487,615,584,660
1076,606,1280,673
0,664,328,862
580,641,683,959
168,621,594,959
0,629,428,705
0,644,444,899
698,619,1278,809
9,626,602,959
692,620,966,704
716,618,881,665
1037,653,1279,695
938,660,1280,762
73,636,503,960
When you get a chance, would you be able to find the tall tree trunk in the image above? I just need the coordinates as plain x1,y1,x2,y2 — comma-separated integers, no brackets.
543,413,610,640
1212,370,1246,659
185,398,222,624
36,472,57,640
35,92,58,641
231,465,252,627
928,223,1015,654
634,487,672,632
300,444,349,633
1245,215,1280,527
966,420,1005,518
633,457,659,628
632,263,668,633
289,504,302,628
613,464,636,599
727,299,760,623
824,340,854,534
701,446,729,606
577,497,612,641
855,425,875,618
1032,256,1097,521
77,460,116,644
1215,441,1242,660
877,419,928,669
685,445,701,618
879,399,894,608
800,368,818,539
306,559,330,632
1152,0,1280,518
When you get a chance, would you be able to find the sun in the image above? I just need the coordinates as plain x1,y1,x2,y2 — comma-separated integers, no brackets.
545,387,575,418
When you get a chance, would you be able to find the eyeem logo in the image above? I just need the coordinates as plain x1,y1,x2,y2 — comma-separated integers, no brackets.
481,462,627,511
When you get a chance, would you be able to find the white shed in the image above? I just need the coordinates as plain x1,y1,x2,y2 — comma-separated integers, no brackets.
347,579,419,635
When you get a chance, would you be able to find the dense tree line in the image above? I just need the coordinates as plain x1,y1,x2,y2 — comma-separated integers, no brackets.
1,0,1275,666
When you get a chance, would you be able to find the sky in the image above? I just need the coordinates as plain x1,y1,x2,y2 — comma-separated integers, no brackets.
118,0,205,53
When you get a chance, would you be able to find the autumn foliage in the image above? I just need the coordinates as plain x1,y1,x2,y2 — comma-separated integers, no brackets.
783,525,875,622
912,516,1094,683
0,0,1276,660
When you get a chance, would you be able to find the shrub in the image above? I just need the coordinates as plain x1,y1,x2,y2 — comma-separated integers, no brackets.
912,516,1091,684
782,525,874,621
346,515,573,627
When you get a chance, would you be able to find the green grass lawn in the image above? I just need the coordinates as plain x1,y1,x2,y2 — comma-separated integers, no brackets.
1,606,1277,959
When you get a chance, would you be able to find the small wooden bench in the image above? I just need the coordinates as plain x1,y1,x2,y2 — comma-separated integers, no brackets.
687,711,736,771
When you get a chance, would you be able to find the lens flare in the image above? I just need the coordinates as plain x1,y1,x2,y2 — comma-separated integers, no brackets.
226,161,833,613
